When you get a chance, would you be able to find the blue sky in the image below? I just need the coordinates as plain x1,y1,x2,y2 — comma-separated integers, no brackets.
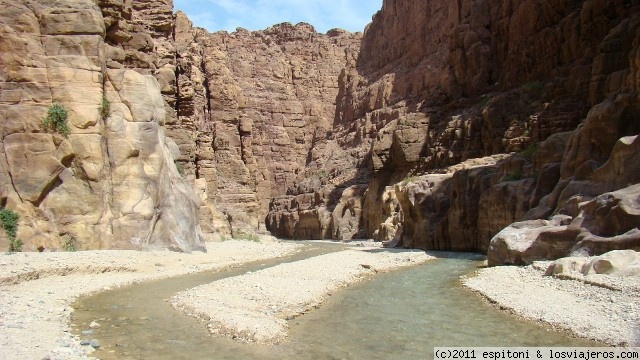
174,0,383,33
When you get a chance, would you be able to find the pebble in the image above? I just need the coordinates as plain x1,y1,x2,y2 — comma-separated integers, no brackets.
89,321,100,328
90,339,100,348
59,340,71,348
80,340,91,346
81,330,94,335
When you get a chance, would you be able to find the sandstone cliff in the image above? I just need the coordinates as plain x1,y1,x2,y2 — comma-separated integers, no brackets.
1,0,638,261
0,0,204,251
174,19,361,238
265,0,640,263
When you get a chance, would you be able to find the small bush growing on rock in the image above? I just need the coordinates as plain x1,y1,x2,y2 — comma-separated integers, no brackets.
477,96,490,109
63,236,76,252
501,172,523,182
401,175,418,185
524,81,544,95
174,161,185,176
234,233,260,242
43,104,70,137
317,169,327,179
8,238,22,253
519,143,539,161
0,208,21,252
98,96,111,120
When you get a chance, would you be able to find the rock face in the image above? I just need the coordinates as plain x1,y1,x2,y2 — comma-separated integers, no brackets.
175,22,361,237
264,0,640,251
0,0,204,252
265,0,640,264
487,11,640,264
1,0,639,259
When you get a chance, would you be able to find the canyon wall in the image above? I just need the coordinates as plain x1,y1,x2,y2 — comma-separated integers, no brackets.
266,0,640,261
0,0,638,260
0,0,204,251
174,18,361,238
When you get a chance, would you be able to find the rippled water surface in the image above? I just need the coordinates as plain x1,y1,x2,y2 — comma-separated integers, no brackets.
72,245,598,360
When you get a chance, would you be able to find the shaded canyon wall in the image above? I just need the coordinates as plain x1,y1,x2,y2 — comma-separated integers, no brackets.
265,0,640,263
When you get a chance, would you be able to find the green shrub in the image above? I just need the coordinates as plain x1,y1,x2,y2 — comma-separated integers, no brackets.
401,175,418,185
43,104,70,137
524,81,544,94
501,172,523,182
63,236,76,252
234,232,260,242
519,143,539,161
477,96,490,108
8,238,22,253
0,209,21,252
174,161,185,176
98,96,111,119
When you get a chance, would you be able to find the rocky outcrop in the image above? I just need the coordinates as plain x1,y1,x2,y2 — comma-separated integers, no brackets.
487,13,640,264
0,0,204,252
489,142,640,264
264,0,639,247
269,0,640,259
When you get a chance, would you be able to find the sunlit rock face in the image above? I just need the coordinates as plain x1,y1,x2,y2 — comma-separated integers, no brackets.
0,0,204,252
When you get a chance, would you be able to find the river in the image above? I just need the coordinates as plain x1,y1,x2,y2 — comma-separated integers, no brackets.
71,242,597,359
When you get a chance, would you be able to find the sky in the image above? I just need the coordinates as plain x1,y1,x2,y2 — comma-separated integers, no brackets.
174,0,383,34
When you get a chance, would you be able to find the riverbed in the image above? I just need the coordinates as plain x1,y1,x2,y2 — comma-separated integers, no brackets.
72,246,598,359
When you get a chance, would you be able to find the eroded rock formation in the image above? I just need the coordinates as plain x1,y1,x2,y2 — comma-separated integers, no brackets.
0,0,204,251
0,0,638,260
267,0,640,256
174,19,361,237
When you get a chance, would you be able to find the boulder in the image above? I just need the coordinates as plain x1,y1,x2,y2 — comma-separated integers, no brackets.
487,216,576,266
581,250,640,277
546,250,640,277
489,184,640,266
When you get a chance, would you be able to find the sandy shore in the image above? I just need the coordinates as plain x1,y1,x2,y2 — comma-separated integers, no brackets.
463,262,640,346
0,239,300,360
171,247,434,344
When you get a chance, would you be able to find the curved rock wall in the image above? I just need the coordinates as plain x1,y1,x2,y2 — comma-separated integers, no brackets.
0,0,204,252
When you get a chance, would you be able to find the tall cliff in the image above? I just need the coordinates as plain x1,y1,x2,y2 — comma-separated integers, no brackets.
266,0,640,262
0,0,204,251
174,18,361,238
1,0,638,261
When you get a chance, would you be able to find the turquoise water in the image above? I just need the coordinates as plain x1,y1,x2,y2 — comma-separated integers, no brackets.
72,246,598,359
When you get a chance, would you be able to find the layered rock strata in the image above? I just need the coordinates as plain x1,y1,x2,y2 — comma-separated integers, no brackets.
175,19,362,237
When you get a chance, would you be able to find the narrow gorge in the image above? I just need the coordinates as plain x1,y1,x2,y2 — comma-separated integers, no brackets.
2,0,638,265
1,0,640,358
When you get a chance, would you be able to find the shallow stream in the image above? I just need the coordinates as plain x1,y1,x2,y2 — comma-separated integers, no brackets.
72,243,598,359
